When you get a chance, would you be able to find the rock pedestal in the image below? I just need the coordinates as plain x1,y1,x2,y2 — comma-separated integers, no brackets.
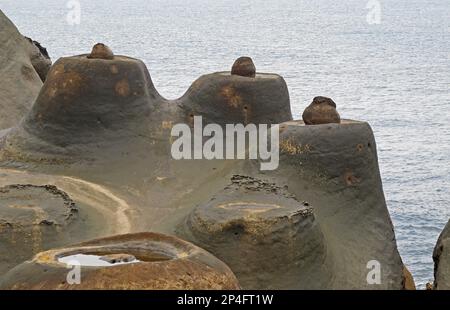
179,175,329,289
270,120,406,289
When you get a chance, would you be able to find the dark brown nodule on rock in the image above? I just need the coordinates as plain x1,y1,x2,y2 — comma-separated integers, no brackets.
87,43,114,60
231,57,256,78
0,232,240,290
302,96,341,125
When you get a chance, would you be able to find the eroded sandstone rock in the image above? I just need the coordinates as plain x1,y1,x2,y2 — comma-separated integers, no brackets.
0,10,43,130
0,46,408,290
24,36,52,82
0,233,240,290
178,175,329,289
0,184,77,274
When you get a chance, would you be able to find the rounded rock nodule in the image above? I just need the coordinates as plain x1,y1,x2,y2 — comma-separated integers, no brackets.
231,56,256,78
87,43,114,60
0,232,240,290
302,96,341,125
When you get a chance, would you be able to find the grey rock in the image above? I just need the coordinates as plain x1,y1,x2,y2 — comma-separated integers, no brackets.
0,10,43,130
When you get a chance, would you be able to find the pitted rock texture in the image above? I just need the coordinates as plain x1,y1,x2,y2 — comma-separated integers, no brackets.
0,233,240,290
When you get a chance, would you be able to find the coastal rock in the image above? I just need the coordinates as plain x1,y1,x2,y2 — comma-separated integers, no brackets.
178,176,329,289
268,120,406,289
0,48,292,164
24,36,52,82
0,233,240,290
179,70,291,126
0,10,43,130
403,266,416,290
0,184,78,274
0,47,407,290
433,219,450,290
302,96,341,125
231,56,256,77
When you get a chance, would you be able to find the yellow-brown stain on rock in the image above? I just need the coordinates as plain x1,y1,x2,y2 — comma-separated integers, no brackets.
356,143,364,152
110,65,119,74
161,121,173,130
220,85,241,108
280,138,311,155
115,79,130,97
45,71,84,99
344,171,361,186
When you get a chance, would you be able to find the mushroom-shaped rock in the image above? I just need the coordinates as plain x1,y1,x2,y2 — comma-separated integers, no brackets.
178,175,329,289
270,120,405,289
433,219,450,290
3,50,161,152
302,96,341,125
0,10,43,130
0,184,78,274
24,36,52,82
231,57,256,78
0,233,240,290
87,43,115,60
180,71,292,126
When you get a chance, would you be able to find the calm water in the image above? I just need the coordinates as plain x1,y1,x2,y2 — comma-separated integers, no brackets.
1,0,449,288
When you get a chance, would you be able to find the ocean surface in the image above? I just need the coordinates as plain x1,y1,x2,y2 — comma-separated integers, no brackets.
1,0,449,288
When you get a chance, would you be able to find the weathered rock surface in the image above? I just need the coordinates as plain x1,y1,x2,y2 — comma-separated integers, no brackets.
24,36,52,82
0,169,134,275
0,184,77,275
0,10,43,130
178,175,330,289
0,233,240,290
0,45,408,289
433,219,450,290
269,120,405,289
302,96,340,125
